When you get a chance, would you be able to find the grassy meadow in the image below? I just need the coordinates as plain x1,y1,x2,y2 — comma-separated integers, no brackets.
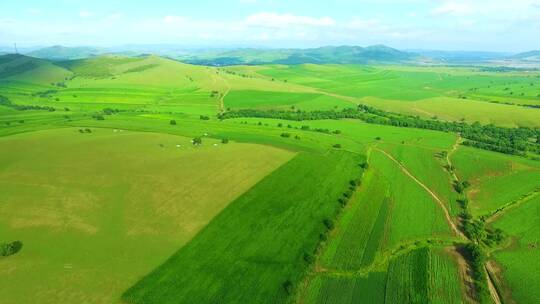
0,127,293,303
0,52,539,304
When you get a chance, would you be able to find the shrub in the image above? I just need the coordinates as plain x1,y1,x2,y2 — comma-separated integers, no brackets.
333,144,341,148
170,120,177,125
192,137,202,145
0,241,23,257
303,253,315,264
221,138,229,144
323,218,335,230
283,280,293,295
280,133,291,138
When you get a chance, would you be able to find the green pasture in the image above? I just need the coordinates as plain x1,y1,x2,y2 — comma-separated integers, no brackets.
0,128,293,303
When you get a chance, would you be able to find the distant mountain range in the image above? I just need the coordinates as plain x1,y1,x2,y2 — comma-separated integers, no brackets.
4,44,539,66
26,45,106,60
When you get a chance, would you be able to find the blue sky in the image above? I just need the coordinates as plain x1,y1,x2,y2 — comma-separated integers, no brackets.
1,0,539,51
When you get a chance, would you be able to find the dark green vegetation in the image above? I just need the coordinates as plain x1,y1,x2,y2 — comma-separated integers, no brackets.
123,152,364,303
0,241,22,257
220,105,540,157
0,52,538,304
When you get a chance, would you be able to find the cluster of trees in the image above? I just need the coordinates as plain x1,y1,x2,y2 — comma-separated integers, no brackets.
0,241,22,257
31,89,58,98
0,95,55,112
461,243,489,301
102,108,121,115
453,177,504,301
219,105,539,157
453,180,471,194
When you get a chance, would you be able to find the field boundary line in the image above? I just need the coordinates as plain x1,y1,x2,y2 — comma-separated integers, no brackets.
485,189,539,223
374,148,465,239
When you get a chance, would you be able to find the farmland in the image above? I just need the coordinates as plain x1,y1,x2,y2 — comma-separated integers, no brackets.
0,52,539,304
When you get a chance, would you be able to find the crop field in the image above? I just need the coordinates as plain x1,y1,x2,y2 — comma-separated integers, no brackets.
489,195,540,304
304,272,388,304
122,151,364,303
452,146,540,216
0,52,539,304
255,64,540,127
385,247,463,304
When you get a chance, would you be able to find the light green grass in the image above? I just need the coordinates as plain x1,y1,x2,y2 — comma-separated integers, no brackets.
0,128,293,304
224,90,351,110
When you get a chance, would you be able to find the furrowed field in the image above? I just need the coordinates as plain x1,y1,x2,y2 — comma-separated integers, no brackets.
0,52,539,304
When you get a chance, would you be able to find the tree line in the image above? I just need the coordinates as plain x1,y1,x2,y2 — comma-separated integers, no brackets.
0,95,55,112
218,105,540,157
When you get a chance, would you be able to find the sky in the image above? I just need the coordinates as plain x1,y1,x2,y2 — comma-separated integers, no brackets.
1,0,539,52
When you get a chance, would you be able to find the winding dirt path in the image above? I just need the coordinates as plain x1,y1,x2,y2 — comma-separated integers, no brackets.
486,263,503,304
374,148,465,239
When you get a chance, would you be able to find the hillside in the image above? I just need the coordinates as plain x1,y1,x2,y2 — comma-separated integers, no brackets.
181,45,418,65
27,45,106,60
0,54,72,84
0,52,539,304
511,50,540,61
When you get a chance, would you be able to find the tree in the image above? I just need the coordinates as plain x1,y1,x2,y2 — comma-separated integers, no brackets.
323,218,335,230
0,241,23,257
281,133,291,138
283,280,293,295
192,137,202,145
221,138,229,144
170,120,177,125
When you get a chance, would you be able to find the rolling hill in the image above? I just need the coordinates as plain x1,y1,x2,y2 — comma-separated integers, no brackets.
0,50,539,304
181,45,418,65
26,45,106,61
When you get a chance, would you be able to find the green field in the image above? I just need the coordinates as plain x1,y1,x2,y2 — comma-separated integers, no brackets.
122,151,364,303
1,52,539,304
452,146,540,216
0,128,293,303
489,196,540,303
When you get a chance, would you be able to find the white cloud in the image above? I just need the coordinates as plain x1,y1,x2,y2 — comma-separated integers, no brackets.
245,12,335,28
79,11,93,18
431,2,474,16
